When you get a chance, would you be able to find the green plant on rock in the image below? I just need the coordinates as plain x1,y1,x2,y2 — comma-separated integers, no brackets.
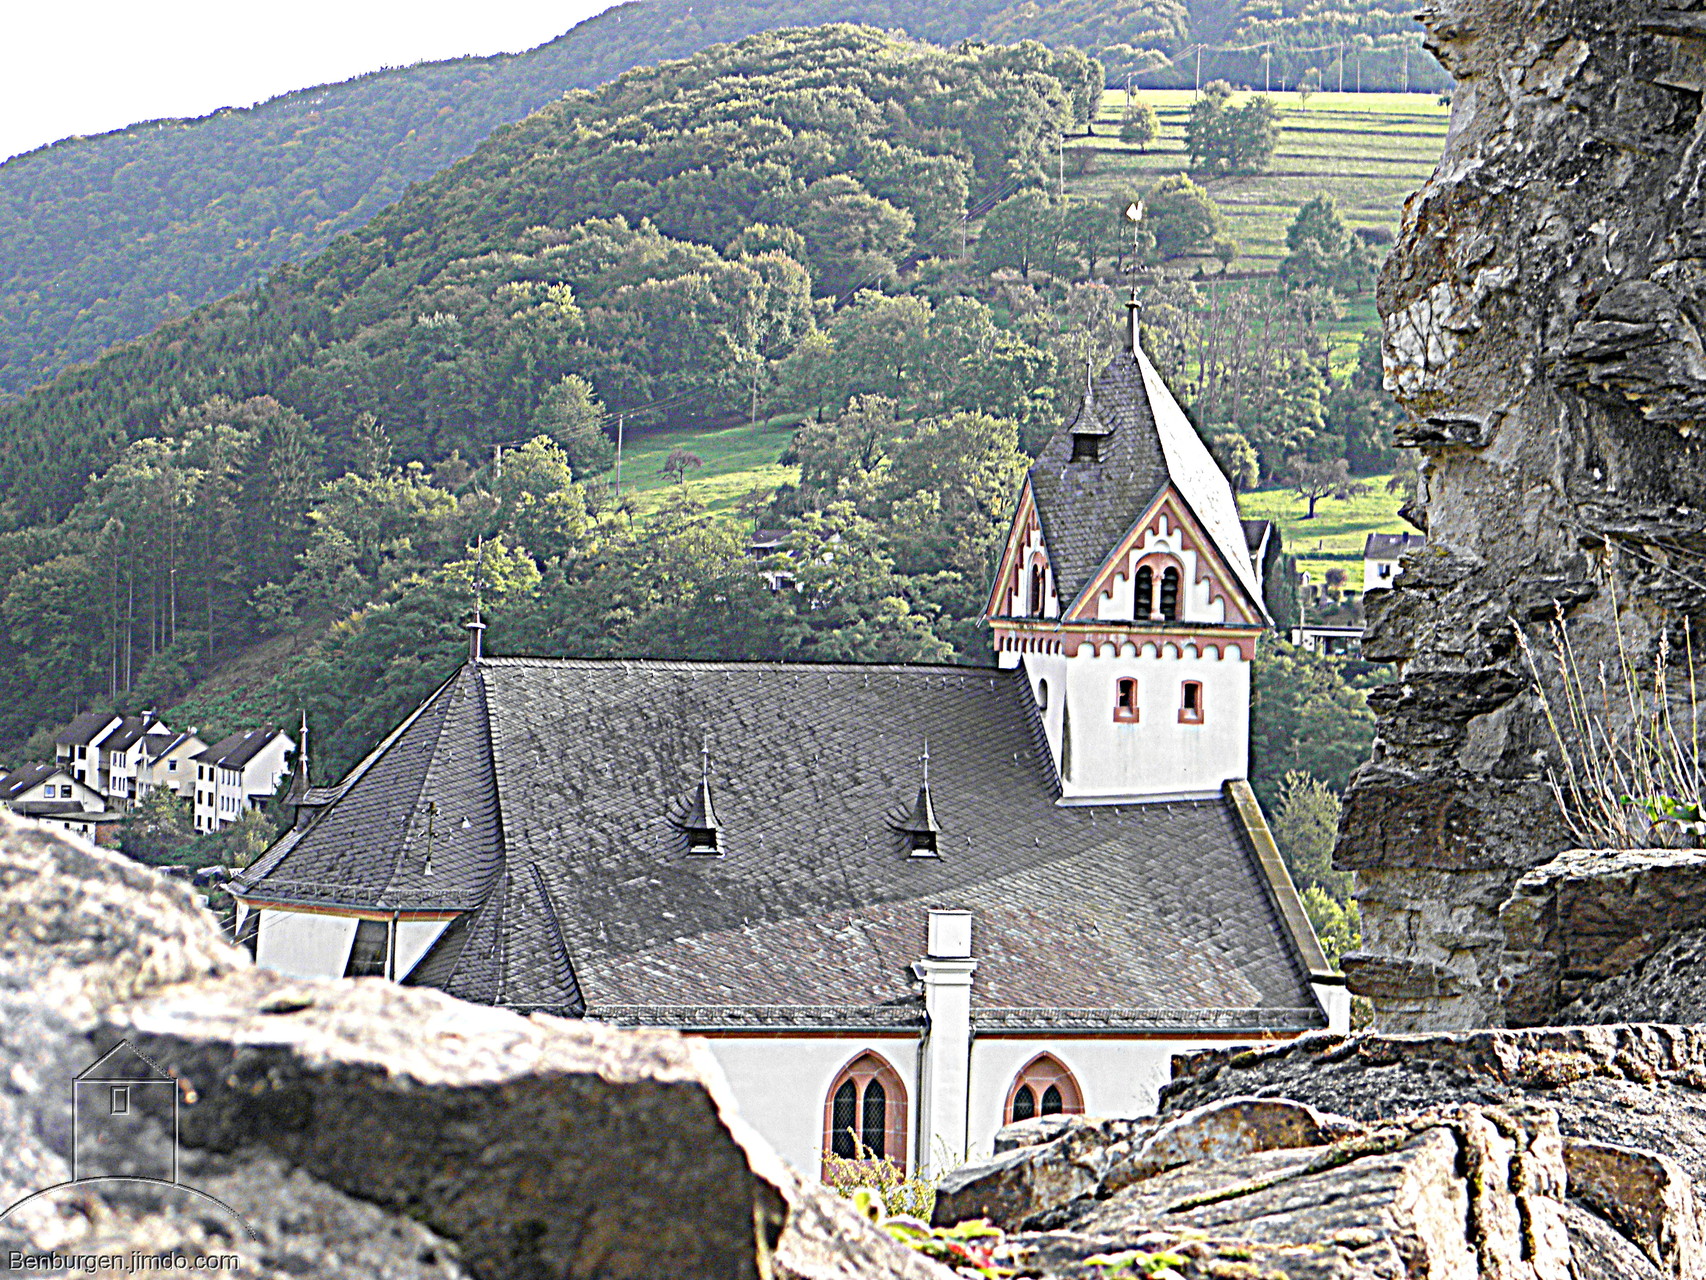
1084,1246,1189,1276
850,1189,1015,1277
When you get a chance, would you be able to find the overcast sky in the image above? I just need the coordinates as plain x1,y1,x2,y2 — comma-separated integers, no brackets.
2,0,624,163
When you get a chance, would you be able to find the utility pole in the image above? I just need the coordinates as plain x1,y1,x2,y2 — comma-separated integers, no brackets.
1058,135,1065,201
1264,45,1271,94
1195,45,1202,96
1338,42,1344,94
1402,40,1409,93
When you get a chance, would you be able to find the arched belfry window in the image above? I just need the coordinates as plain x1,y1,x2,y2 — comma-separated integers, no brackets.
823,1052,908,1172
1029,563,1047,617
1004,1054,1085,1126
1134,566,1154,620
1160,567,1181,621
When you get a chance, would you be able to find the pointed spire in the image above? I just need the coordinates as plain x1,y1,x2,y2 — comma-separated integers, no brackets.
897,740,941,856
287,710,309,803
682,733,720,854
467,537,488,662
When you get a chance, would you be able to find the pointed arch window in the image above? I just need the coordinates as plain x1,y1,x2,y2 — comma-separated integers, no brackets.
1159,567,1181,621
1029,562,1047,617
1004,1054,1085,1126
1134,566,1154,620
823,1052,908,1173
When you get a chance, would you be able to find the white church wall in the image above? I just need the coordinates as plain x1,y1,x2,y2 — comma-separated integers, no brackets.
394,919,451,981
1054,642,1251,800
254,909,359,978
701,1035,922,1176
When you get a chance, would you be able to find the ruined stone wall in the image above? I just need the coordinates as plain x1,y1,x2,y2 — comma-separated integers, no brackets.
1343,0,1706,1027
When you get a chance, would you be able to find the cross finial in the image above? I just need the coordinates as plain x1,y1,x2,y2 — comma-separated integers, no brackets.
920,738,930,786
700,732,712,782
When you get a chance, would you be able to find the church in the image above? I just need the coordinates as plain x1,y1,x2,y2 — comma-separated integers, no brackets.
229,306,1346,1179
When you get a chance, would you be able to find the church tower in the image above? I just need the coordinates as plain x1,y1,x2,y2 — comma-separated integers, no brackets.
987,303,1269,802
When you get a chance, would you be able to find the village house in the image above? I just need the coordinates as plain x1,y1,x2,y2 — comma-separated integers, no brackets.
230,308,1344,1179
192,728,295,832
1361,531,1427,594
0,761,116,840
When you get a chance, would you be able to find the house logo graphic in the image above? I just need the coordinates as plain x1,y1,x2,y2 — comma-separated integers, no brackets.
73,1040,179,1183
0,1037,257,1242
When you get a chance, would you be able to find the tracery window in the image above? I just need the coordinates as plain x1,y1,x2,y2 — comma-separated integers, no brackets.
1004,1054,1085,1126
823,1052,908,1171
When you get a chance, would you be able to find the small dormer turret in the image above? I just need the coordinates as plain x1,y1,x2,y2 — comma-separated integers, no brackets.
894,743,941,857
681,738,721,855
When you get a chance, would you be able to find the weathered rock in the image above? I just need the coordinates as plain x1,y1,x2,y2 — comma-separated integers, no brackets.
950,1102,1571,1279
1563,1139,1705,1279
1561,925,1706,1025
0,813,946,1280
1101,1096,1366,1193
1347,0,1706,1029
1500,849,1706,1025
933,1117,1156,1229
1154,1025,1706,1276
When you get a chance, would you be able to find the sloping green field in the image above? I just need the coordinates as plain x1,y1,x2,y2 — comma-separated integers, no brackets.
1239,475,1410,583
1079,89,1449,272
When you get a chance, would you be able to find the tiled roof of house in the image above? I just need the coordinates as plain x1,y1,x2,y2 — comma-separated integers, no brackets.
1028,348,1265,617
196,728,286,774
103,715,158,754
0,762,68,801
236,659,1325,1033
1241,519,1273,555
55,711,120,748
1364,532,1427,559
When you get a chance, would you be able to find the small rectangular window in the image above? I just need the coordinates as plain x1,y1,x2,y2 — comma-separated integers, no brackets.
1180,681,1204,724
1114,678,1140,723
345,919,390,978
110,1086,129,1116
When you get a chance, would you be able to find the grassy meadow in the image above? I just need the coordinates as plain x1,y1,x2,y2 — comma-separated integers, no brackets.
1239,474,1409,584
1079,89,1450,273
604,90,1441,541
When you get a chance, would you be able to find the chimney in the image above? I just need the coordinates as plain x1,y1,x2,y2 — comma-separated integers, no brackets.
913,909,976,1174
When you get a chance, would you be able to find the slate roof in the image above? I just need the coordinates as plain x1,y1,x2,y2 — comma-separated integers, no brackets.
0,762,74,801
236,659,1326,1034
1364,532,1427,559
102,715,159,754
196,728,287,774
55,711,120,748
1029,347,1265,616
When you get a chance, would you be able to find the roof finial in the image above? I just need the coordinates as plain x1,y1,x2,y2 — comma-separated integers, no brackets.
920,738,930,786
701,731,712,783
900,740,942,856
467,537,488,663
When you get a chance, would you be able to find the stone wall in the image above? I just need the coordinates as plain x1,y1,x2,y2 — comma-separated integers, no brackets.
1342,0,1706,1028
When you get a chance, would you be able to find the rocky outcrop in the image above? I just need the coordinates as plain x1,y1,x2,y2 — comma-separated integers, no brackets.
0,815,945,1279
1346,0,1706,1027
931,1026,1706,1277
1498,847,1706,1024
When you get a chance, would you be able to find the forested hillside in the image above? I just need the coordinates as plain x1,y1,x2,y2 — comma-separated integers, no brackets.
0,27,1097,757
0,0,1445,392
